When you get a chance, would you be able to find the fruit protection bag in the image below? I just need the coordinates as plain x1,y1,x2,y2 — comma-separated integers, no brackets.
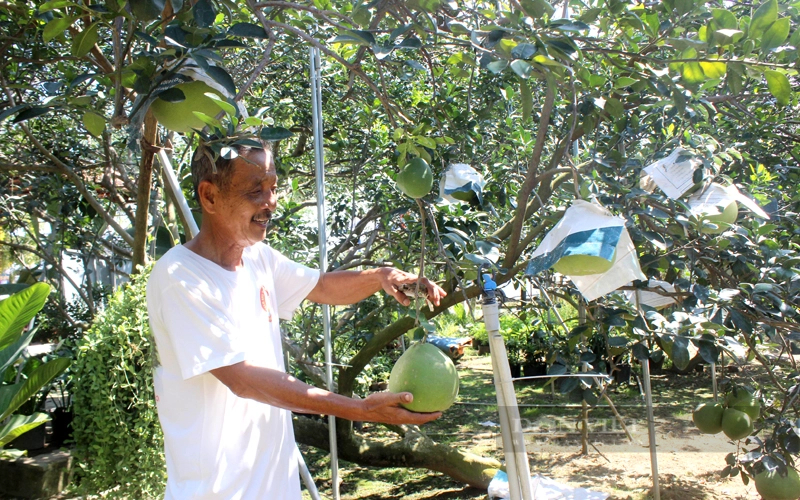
526,199,645,302
439,163,486,204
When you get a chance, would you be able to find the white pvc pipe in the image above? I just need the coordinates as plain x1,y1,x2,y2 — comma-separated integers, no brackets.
483,299,534,500
310,46,340,500
642,358,660,500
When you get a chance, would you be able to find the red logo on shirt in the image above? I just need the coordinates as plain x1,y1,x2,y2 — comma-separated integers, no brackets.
260,286,273,322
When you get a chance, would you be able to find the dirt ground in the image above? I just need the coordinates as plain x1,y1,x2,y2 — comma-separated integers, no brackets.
450,354,762,499
304,351,773,500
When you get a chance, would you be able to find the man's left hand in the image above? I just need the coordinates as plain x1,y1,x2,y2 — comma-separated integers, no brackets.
379,268,447,308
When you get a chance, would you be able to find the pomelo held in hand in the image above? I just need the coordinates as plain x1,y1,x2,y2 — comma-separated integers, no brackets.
388,342,459,413
692,402,724,434
755,467,800,500
396,158,434,199
149,81,224,133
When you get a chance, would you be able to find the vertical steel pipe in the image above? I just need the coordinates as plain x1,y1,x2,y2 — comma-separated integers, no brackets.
310,46,340,500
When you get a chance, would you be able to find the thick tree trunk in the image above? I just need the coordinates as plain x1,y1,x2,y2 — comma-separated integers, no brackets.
132,110,158,270
294,416,501,489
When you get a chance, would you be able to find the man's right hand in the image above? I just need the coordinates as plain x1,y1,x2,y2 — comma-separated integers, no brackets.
358,391,441,425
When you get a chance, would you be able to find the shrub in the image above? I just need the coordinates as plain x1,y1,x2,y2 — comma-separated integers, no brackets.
71,267,165,498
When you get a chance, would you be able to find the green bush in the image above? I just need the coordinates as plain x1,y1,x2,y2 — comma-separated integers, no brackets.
71,267,165,498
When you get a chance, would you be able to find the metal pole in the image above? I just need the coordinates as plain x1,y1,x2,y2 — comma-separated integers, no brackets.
634,290,660,500
711,363,718,402
310,46,340,500
156,149,199,238
642,358,660,500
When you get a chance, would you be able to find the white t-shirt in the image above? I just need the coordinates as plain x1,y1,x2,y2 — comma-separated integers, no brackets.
147,243,320,500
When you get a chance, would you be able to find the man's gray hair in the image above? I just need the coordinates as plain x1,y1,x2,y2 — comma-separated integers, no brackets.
190,139,273,202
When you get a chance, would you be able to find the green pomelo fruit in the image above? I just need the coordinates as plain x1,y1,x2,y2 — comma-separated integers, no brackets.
388,342,459,413
149,81,224,133
726,390,761,420
552,250,616,276
699,201,738,234
755,467,800,500
721,408,753,440
396,158,434,199
692,402,724,434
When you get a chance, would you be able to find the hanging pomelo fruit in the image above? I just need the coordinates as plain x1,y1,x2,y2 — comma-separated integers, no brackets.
692,402,724,434
552,250,616,276
396,158,434,199
721,408,753,440
725,388,761,420
388,342,459,413
698,201,738,234
149,81,224,133
755,467,800,500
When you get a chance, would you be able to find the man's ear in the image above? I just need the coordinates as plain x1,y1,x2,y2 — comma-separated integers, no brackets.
197,180,220,214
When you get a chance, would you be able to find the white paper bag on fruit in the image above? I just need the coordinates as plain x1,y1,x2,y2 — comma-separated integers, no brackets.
624,279,677,310
687,182,768,234
526,199,645,302
439,163,486,204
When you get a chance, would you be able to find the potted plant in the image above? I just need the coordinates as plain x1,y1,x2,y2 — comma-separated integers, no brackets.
0,283,72,459
46,373,73,448
522,330,550,381
506,338,523,378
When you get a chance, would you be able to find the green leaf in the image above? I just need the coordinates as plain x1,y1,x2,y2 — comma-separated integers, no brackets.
259,127,294,141
331,30,375,46
511,43,537,59
0,330,35,380
0,283,49,351
205,66,236,96
193,0,216,28
614,76,637,88
764,70,791,106
39,0,76,13
228,23,268,39
711,9,738,30
486,60,508,74
749,0,777,40
0,413,49,448
12,106,53,123
43,16,78,43
510,59,532,79
713,29,744,46
1,358,71,421
680,62,705,84
129,0,165,22
203,92,236,118
519,0,554,19
669,336,691,371
533,54,564,68
71,23,99,58
82,111,105,137
760,17,790,52
699,60,727,79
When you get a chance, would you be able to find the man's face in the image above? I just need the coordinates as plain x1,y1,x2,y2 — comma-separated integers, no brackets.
214,148,278,247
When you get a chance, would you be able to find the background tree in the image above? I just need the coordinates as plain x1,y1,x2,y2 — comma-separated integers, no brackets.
0,0,798,492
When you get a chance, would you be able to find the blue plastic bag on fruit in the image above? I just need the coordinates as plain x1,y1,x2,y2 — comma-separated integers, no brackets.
526,199,645,302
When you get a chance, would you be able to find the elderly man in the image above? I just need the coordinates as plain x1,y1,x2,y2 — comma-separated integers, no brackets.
146,139,446,499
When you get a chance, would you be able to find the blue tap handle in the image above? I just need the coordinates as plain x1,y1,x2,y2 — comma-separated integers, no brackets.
482,273,497,292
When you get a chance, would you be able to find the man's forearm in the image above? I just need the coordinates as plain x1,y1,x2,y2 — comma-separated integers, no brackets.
212,361,364,420
305,268,388,305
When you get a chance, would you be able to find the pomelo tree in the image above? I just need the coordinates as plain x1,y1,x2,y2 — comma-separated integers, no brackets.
0,0,798,493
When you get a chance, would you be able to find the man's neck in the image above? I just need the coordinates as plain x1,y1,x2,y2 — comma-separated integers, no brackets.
184,229,246,272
